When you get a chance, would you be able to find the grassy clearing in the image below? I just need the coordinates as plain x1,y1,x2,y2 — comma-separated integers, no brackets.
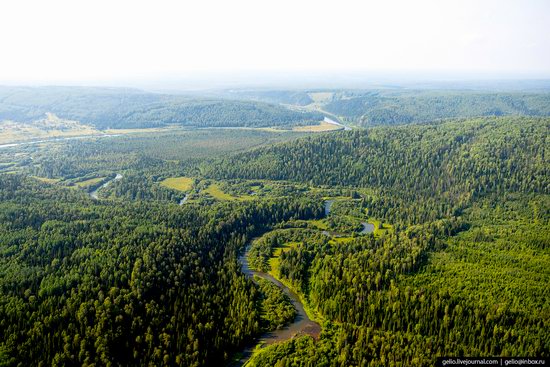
292,121,342,132
160,177,194,191
307,219,329,230
204,183,236,200
368,218,394,236
316,194,350,200
0,115,100,144
268,242,300,276
74,177,105,188
330,236,356,244
203,182,256,201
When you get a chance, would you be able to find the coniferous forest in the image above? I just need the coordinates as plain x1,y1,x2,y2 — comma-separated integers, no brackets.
0,90,548,367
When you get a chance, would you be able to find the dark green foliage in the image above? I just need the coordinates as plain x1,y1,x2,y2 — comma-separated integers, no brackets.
328,199,364,218
22,129,306,181
99,173,185,202
0,174,322,366
248,229,320,273
325,215,363,233
206,117,549,227
209,116,549,365
249,200,548,365
247,335,335,367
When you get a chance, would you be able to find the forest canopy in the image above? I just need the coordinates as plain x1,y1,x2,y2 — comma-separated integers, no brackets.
0,112,548,366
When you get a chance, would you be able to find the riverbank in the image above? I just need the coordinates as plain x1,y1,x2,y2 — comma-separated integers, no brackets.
230,242,321,367
89,173,123,199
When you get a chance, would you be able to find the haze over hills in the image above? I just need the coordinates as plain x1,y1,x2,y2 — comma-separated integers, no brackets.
0,0,549,366
0,86,323,131
2,82,550,138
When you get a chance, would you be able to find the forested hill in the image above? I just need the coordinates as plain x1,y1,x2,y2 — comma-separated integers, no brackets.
322,90,550,126
204,116,549,226
0,86,322,129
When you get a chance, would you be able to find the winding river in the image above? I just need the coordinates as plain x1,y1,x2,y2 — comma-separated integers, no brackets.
324,199,375,235
360,222,375,234
89,174,123,199
231,245,321,366
323,116,352,131
230,199,374,365
178,194,189,205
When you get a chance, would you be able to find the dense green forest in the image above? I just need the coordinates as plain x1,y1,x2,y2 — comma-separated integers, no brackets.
0,174,323,366
3,86,550,131
322,90,550,126
0,113,548,366
20,129,305,180
245,194,548,366
206,116,548,227
0,86,322,129
205,116,549,365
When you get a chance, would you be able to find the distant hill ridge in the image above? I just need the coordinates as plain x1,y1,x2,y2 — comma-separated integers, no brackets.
0,86,323,129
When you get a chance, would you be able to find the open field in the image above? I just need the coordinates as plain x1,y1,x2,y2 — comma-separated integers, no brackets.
74,177,106,188
204,183,238,200
292,121,342,132
0,117,187,145
268,241,300,278
160,177,194,191
368,218,394,236
307,219,329,230
0,117,100,144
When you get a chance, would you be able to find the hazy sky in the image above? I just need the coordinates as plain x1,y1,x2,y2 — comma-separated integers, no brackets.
1,0,549,84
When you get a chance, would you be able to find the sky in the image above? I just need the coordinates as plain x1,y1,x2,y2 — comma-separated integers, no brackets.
0,0,549,86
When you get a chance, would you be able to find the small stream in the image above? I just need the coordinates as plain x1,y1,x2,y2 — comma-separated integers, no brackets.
323,117,352,131
178,194,189,205
231,245,320,366
324,199,334,216
360,222,375,234
231,199,372,365
324,199,374,235
89,174,123,200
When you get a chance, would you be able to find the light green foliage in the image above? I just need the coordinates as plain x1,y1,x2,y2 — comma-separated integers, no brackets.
160,177,194,191
256,277,296,330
